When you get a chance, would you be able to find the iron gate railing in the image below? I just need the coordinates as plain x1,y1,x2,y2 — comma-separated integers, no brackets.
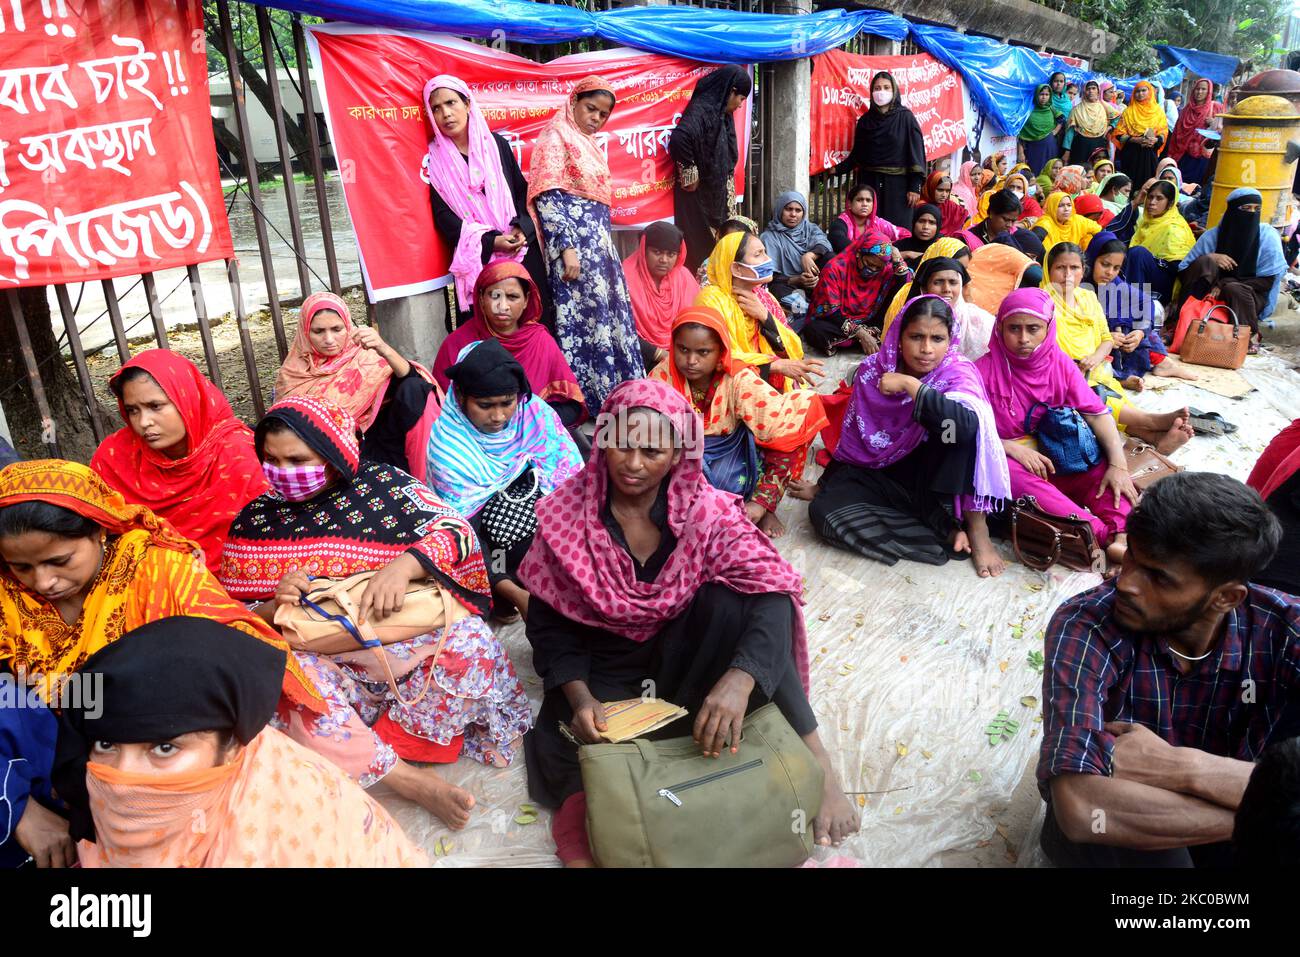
3,0,787,459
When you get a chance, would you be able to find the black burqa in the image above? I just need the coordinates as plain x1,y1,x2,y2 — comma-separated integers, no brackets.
669,65,752,272
51,616,286,843
833,71,927,228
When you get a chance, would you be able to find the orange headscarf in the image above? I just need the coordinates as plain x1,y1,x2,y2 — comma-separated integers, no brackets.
526,75,616,213
649,306,826,452
79,729,425,868
0,460,321,711
273,292,395,431
91,350,267,575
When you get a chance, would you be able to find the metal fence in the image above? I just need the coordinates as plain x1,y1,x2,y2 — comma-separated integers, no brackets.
4,0,793,458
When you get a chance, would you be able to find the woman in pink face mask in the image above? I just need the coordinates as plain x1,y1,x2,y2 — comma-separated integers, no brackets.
219,395,533,833
832,71,927,229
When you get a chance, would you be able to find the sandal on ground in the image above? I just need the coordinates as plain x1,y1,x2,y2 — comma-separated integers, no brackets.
1187,409,1238,436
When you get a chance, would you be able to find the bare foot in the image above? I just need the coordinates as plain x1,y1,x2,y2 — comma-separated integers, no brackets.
386,760,476,830
1147,406,1190,433
949,528,971,555
788,479,819,502
965,513,1005,578
1103,534,1127,576
1155,417,1194,455
802,733,860,847
744,500,766,526
757,509,786,539
1122,375,1145,392
1153,358,1198,381
564,858,597,868
483,735,523,769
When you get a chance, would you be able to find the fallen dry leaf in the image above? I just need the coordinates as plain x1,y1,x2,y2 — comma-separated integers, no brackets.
998,660,1009,673
818,612,832,621
1020,695,1038,708
896,742,909,757
856,794,866,807
899,654,909,663
921,749,934,760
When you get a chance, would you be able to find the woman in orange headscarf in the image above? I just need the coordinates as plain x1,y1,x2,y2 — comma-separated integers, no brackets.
273,291,426,433
91,350,266,575
650,306,826,539
0,460,321,869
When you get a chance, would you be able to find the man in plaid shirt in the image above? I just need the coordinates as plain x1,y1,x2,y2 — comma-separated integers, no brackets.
1037,471,1300,867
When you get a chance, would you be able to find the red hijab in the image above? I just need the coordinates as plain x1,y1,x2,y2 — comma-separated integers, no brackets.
1248,419,1300,502
432,261,584,413
622,231,700,350
1168,79,1224,162
90,350,268,574
919,170,969,237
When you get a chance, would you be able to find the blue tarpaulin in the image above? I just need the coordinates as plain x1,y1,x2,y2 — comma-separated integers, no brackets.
1116,64,1186,95
267,0,907,62
1157,44,1239,87
909,24,1050,136
268,0,1186,140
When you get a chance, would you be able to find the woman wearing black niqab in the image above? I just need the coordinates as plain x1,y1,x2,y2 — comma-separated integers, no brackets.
669,65,753,272
833,71,927,227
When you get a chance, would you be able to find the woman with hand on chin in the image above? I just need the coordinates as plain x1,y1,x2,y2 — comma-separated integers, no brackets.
695,231,824,391
273,291,435,471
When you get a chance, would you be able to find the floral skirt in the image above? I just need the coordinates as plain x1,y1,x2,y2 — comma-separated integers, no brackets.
275,616,533,787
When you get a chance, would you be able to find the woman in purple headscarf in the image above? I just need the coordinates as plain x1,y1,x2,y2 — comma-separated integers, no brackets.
424,75,552,328
805,294,1011,578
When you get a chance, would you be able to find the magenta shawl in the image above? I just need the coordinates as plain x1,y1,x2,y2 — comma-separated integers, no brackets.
423,75,525,308
432,261,584,413
974,287,1107,440
835,294,1010,512
517,378,810,690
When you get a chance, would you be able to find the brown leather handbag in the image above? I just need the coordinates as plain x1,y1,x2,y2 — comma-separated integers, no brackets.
1009,495,1103,573
273,572,469,706
1123,436,1181,490
1176,302,1249,370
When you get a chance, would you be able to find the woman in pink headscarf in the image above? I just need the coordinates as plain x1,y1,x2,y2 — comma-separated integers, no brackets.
425,74,551,327
975,288,1138,568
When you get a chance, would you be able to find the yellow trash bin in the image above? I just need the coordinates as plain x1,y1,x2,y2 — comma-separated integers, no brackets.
1209,94,1300,230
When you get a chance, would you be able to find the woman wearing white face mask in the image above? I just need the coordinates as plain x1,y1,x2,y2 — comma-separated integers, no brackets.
832,71,926,227
220,395,533,831
695,231,824,390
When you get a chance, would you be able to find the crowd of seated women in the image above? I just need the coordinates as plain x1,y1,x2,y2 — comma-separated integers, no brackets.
3,67,1298,870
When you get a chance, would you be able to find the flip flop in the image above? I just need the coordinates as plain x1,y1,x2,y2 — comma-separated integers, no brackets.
1187,409,1238,436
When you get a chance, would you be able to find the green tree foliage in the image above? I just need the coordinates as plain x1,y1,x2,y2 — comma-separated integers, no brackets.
1042,0,1286,75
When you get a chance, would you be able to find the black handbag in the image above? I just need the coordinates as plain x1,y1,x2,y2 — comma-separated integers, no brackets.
477,467,541,550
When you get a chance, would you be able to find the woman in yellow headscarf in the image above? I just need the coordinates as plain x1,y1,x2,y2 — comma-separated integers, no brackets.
1066,80,1112,169
1127,178,1196,302
694,230,823,390
1042,244,1194,454
0,460,321,869
1035,191,1102,255
1112,80,1168,189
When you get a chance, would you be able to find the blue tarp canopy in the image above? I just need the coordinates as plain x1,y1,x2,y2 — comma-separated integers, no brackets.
1157,44,1239,87
267,0,907,62
1115,64,1186,95
268,0,1190,140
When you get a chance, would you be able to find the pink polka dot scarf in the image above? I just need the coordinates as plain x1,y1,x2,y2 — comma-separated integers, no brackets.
517,378,810,691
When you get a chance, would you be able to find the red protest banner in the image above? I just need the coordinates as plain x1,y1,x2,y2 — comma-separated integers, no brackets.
0,0,233,288
306,26,750,302
810,49,967,176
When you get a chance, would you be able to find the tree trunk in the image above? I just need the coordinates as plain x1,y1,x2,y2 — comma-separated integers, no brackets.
206,23,311,168
0,289,109,463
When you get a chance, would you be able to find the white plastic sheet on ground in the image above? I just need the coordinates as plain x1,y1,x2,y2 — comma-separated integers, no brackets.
376,350,1300,867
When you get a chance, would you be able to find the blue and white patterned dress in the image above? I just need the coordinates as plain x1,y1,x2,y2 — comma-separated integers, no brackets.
534,189,644,415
